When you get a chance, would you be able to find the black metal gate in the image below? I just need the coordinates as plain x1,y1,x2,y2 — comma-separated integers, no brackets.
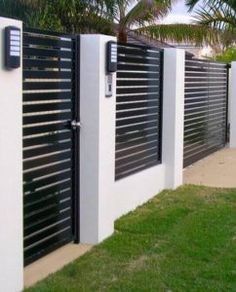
23,28,80,265
184,56,229,167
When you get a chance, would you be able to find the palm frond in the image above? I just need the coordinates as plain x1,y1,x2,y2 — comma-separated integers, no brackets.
193,1,236,46
119,0,175,30
137,23,221,45
185,0,224,11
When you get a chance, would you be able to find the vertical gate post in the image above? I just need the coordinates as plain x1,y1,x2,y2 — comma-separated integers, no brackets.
79,35,116,243
0,17,23,291
229,62,236,148
162,49,185,188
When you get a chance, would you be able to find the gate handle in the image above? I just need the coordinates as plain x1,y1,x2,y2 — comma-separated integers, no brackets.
71,120,81,130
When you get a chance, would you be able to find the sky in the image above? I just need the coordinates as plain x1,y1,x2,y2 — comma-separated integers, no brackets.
162,0,202,24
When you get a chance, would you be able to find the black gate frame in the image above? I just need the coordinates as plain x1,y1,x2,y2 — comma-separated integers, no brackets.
23,27,80,265
184,56,229,168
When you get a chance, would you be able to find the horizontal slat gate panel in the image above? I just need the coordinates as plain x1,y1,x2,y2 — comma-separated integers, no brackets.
23,29,76,265
184,55,228,167
116,43,163,180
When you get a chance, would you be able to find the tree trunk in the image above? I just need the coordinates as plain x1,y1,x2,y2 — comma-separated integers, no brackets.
118,30,127,43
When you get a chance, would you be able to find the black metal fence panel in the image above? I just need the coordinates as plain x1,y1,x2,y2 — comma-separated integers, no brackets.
116,43,163,180
184,56,228,167
23,29,79,265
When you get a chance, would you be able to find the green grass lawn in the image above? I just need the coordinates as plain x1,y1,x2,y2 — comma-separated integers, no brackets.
26,185,236,292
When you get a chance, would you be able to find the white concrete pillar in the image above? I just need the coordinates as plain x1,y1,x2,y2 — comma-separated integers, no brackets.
0,17,23,292
79,35,116,244
229,62,236,148
162,48,185,189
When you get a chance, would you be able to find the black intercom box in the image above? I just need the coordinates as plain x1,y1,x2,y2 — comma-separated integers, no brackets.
106,41,117,73
5,26,21,69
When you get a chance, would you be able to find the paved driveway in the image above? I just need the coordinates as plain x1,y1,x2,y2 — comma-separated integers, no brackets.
184,148,236,188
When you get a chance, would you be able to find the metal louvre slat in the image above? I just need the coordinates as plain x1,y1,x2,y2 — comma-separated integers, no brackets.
23,112,72,125
24,180,71,205
117,55,160,65
116,140,158,159
117,86,159,95
116,106,159,117
116,120,158,134
24,160,72,181
184,115,226,130
23,101,72,113
23,170,71,192
116,115,159,127
24,81,72,91
23,91,72,101
24,198,71,226
117,100,159,110
24,208,71,238
24,218,72,247
184,102,227,114
185,66,227,73
23,58,72,69
185,72,227,77
23,131,72,148
23,34,72,49
185,139,225,161
185,77,227,82
116,127,158,143
116,156,158,180
117,79,159,87
117,72,160,79
185,89,227,98
184,124,225,141
24,47,72,58
24,70,72,79
184,55,228,167
116,133,157,150
23,122,68,136
24,229,72,264
115,43,163,180
117,63,160,71
117,93,160,102
23,141,72,159
23,150,71,170
118,46,160,57
184,105,226,118
185,85,226,93
185,95,226,103
184,136,225,156
24,189,71,213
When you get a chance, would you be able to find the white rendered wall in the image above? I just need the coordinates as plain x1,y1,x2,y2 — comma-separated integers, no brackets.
114,164,166,220
0,17,23,292
162,49,185,188
229,62,236,148
80,35,116,243
80,39,185,242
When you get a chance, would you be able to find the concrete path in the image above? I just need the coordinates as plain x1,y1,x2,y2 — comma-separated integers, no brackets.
184,148,236,188
24,243,92,288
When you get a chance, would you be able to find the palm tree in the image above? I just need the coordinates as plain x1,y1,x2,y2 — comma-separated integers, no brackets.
97,0,219,44
186,0,236,47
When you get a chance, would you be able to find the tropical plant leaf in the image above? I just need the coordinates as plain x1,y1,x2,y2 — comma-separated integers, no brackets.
137,23,221,45
120,0,175,30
